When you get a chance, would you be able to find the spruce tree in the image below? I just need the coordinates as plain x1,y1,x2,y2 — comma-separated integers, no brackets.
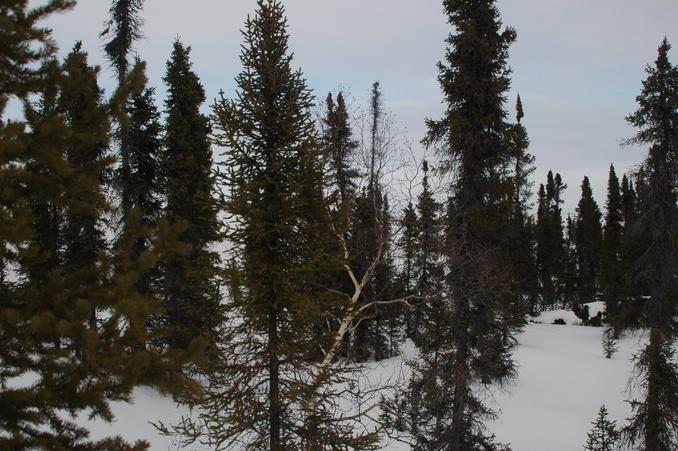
399,201,419,336
412,160,444,337
405,0,523,447
320,91,360,350
602,328,619,359
617,174,644,327
563,214,579,308
601,165,624,324
348,81,399,361
536,171,566,309
164,2,379,448
507,96,538,314
59,42,110,331
620,38,678,450
101,0,145,225
0,0,75,111
322,91,359,208
574,176,603,306
101,0,144,81
160,40,221,351
126,76,162,293
0,5,195,445
585,406,619,451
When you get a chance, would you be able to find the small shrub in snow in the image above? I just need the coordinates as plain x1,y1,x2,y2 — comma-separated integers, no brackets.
553,318,567,325
602,329,618,358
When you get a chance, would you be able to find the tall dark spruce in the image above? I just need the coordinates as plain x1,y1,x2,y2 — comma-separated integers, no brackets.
349,81,400,361
574,176,603,306
621,38,678,450
60,43,110,331
161,2,378,449
601,165,624,325
399,200,419,337
404,0,524,447
322,91,359,209
101,0,145,225
536,170,566,309
0,3,193,446
160,40,221,351
507,96,538,314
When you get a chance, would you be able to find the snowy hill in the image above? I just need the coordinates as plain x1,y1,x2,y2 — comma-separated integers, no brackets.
85,312,645,450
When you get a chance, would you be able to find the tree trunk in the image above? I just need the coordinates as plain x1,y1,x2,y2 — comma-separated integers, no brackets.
269,306,281,450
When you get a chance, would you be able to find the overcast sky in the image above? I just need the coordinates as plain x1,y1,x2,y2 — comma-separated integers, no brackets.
37,0,678,214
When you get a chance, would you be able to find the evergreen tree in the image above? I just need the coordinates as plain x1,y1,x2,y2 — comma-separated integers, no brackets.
602,328,619,359
399,201,419,336
165,2,379,448
411,160,444,338
320,91,360,351
404,0,523,447
620,38,678,450
322,91,359,208
601,165,624,324
101,0,145,225
585,406,619,451
59,42,110,331
536,171,566,309
0,5,194,445
617,174,645,327
348,81,399,361
562,214,579,308
574,176,603,305
160,40,221,350
126,77,162,293
0,0,75,112
507,96,538,314
101,0,144,81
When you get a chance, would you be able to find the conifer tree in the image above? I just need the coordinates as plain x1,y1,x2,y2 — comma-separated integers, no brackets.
411,160,444,337
575,176,603,305
602,328,619,359
159,40,221,351
101,0,145,225
60,42,110,331
563,214,579,308
165,2,379,449
0,0,75,112
585,406,619,451
322,91,359,208
536,171,566,309
101,0,144,81
404,0,523,447
348,81,399,361
320,91,359,348
508,96,538,313
601,165,624,323
372,194,402,359
0,5,195,445
399,201,419,336
126,76,162,293
617,174,644,326
620,38,678,450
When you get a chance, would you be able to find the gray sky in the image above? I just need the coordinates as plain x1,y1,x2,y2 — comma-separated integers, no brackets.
38,0,678,213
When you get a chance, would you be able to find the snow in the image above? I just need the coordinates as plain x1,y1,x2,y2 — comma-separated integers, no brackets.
489,323,644,451
531,301,606,325
81,318,646,450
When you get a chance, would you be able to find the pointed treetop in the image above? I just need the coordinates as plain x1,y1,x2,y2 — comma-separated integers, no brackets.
516,94,524,123
101,0,145,79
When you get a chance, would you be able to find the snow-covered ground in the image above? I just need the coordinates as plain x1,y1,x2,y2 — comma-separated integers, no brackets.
84,306,646,450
